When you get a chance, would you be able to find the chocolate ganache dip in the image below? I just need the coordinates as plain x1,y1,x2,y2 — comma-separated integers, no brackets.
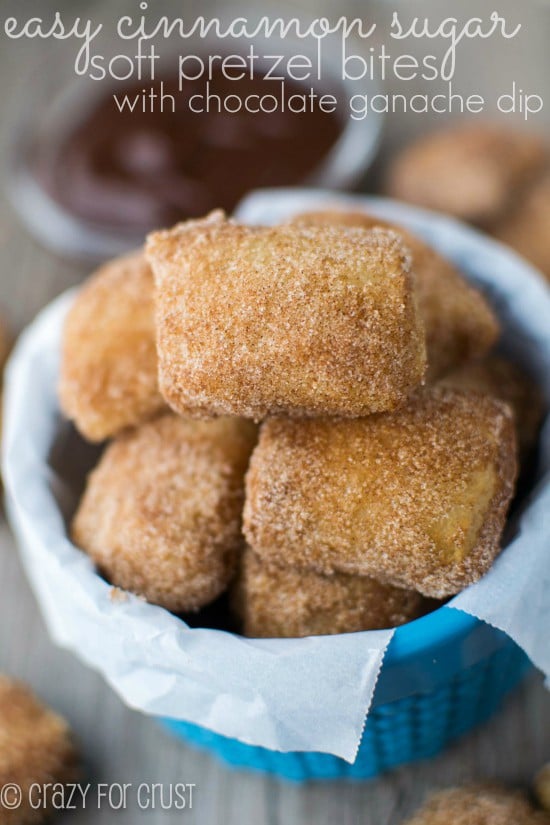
34,68,343,233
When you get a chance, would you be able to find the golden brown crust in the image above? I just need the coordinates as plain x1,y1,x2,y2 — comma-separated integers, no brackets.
290,210,499,380
244,387,517,598
233,548,431,638
440,356,545,460
404,784,550,825
493,172,550,282
58,251,166,442
0,676,79,825
72,413,258,613
386,124,546,227
146,211,426,420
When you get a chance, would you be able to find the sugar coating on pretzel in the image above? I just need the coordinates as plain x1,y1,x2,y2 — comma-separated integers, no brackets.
440,355,545,461
233,548,431,638
146,211,426,420
59,251,165,442
72,413,257,612
290,209,499,381
244,387,517,598
404,785,550,825
0,676,79,825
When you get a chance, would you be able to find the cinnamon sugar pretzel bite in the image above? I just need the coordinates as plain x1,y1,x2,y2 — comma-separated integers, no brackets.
59,251,165,442
146,211,426,420
244,387,517,598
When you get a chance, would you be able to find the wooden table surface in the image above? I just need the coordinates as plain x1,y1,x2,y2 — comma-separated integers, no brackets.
0,1,548,822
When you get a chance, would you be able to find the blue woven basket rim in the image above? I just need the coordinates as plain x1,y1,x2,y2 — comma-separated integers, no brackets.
384,604,479,665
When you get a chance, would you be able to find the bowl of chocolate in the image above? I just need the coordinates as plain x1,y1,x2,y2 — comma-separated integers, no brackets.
8,32,383,260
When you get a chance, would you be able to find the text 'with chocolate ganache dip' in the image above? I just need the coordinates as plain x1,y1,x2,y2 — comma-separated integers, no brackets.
33,66,344,233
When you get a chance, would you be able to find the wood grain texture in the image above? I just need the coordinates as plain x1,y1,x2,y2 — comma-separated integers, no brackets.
0,0,548,822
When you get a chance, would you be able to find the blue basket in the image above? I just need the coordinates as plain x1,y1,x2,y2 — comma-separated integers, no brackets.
162,607,531,781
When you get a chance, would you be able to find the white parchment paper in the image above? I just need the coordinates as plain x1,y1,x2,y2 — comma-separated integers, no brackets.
2,190,550,762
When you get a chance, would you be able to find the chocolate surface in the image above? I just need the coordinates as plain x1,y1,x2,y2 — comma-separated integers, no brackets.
35,69,342,231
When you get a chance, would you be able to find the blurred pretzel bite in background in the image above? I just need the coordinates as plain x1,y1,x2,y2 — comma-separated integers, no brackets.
403,784,550,824
493,172,550,282
58,251,166,442
72,413,257,613
439,355,545,463
290,209,499,380
385,123,546,228
0,675,79,825
244,387,517,599
233,547,432,639
385,122,550,282
146,210,427,420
